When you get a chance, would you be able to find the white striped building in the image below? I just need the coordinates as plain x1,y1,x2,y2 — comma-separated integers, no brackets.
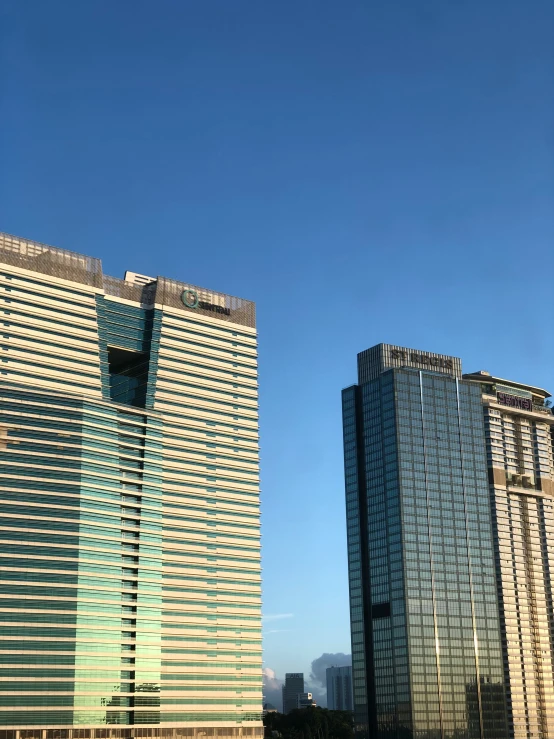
0,231,262,739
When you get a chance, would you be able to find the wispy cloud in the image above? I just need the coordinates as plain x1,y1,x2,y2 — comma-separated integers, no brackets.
262,613,294,622
264,628,292,634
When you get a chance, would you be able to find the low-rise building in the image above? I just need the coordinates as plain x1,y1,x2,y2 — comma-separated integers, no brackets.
297,693,316,709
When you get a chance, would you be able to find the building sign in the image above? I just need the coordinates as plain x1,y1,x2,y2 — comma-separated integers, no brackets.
357,344,461,383
497,392,532,411
181,289,231,316
181,289,199,308
390,349,453,370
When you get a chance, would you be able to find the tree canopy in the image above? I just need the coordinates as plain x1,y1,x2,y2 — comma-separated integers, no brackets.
264,706,354,739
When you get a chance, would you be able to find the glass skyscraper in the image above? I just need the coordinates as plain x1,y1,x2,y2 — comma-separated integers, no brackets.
342,344,508,739
0,232,262,738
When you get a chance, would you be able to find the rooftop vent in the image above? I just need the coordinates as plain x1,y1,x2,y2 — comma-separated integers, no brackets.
124,271,156,286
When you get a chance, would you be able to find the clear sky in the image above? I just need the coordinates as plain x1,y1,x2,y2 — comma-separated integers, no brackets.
2,0,554,705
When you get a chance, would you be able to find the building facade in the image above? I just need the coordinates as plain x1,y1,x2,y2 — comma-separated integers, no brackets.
296,694,315,709
326,666,352,712
463,371,554,739
282,674,304,715
0,232,262,738
342,344,508,739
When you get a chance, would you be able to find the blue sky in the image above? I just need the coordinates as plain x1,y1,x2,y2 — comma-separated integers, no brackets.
2,0,554,703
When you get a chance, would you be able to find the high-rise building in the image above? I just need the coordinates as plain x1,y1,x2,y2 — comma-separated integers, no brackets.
282,673,304,715
342,344,508,739
0,232,262,738
463,370,554,739
326,666,352,712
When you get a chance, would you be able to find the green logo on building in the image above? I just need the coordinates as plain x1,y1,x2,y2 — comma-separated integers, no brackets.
181,289,199,309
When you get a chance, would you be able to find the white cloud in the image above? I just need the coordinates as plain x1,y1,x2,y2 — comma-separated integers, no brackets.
263,667,283,710
262,613,294,622
309,652,352,708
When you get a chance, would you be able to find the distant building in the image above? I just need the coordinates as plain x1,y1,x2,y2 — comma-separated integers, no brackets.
263,703,278,715
326,666,353,711
297,693,316,709
282,673,304,714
